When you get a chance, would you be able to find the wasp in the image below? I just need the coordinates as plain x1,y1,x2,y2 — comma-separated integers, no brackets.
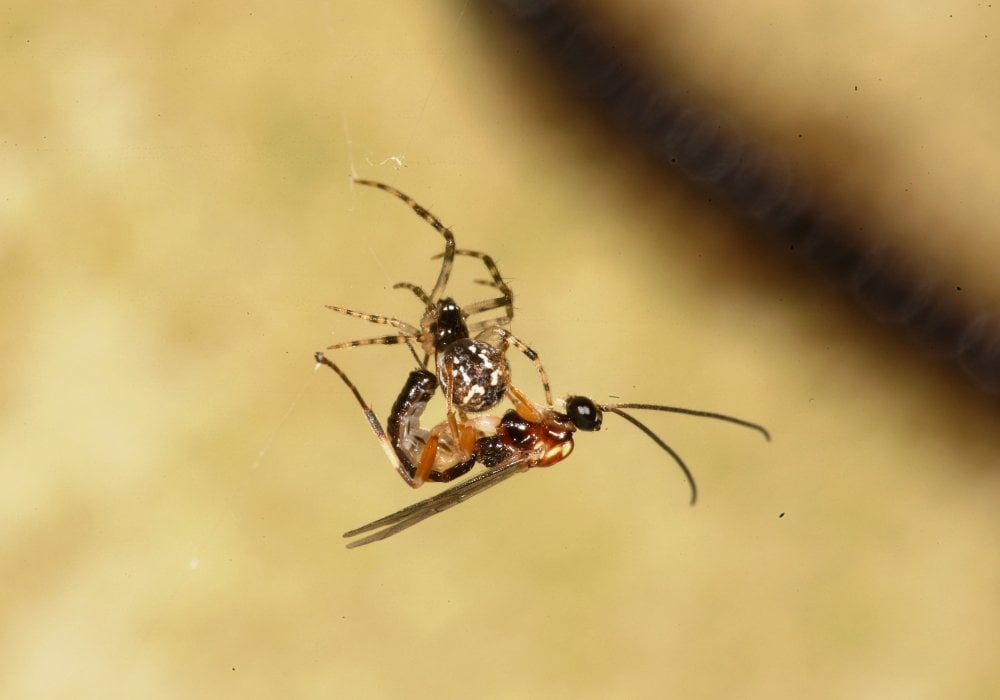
316,352,769,548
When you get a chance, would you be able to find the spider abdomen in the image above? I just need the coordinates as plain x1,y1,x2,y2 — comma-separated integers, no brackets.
438,338,510,413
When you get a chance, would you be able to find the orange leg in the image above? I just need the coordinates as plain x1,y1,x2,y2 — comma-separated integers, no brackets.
507,384,546,423
415,433,441,485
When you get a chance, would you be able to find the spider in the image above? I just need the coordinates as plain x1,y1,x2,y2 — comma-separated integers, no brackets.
319,179,554,487
315,352,770,548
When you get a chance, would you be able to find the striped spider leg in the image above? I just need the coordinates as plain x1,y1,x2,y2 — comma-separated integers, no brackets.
317,180,554,485
328,179,553,410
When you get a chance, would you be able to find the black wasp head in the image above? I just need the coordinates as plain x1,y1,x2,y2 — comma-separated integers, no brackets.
565,396,602,432
430,297,469,352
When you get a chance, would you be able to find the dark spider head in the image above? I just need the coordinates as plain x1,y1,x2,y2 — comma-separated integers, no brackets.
429,297,469,352
565,396,603,432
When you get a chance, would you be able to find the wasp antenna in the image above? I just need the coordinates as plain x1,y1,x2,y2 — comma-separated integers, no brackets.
610,403,770,442
604,407,698,506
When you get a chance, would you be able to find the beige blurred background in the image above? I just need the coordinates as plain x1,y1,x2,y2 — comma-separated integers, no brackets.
3,1,1000,697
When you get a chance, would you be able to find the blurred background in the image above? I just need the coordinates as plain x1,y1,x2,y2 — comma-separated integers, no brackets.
3,1,1000,697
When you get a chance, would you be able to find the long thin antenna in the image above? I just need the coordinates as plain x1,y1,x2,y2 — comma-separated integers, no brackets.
604,407,699,505
611,403,771,441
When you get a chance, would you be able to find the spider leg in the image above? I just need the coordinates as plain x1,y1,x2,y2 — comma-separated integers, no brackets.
441,358,464,450
325,305,421,336
478,327,554,407
434,249,515,324
326,335,417,352
326,305,430,362
462,296,513,318
354,179,456,305
392,281,432,308
467,316,512,333
400,339,425,367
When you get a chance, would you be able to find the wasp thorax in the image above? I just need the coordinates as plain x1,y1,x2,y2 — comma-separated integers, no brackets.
496,408,575,467
438,338,510,412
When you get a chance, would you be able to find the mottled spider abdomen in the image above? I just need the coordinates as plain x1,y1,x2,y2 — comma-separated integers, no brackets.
438,338,510,412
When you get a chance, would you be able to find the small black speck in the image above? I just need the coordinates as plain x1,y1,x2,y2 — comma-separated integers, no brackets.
778,512,785,518
854,85,858,91
957,286,963,291
232,667,237,671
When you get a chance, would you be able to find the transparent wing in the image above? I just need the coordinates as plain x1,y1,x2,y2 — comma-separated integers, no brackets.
343,455,533,548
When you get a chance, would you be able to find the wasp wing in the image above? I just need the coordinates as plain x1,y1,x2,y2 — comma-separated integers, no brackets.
343,455,533,548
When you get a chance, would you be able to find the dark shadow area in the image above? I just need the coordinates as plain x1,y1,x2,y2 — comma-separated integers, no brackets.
480,0,1000,401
